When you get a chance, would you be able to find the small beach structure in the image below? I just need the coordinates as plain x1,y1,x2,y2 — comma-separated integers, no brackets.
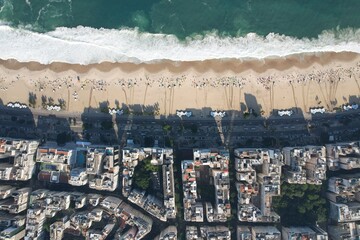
109,108,123,115
278,109,293,117
343,103,359,111
46,105,61,111
7,102,28,109
310,107,326,114
176,110,192,118
211,111,226,118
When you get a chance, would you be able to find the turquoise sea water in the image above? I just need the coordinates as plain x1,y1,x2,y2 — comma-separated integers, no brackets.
1,0,360,38
1,0,360,63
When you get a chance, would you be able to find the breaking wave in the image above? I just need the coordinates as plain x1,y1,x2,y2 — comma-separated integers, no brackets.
1,25,360,64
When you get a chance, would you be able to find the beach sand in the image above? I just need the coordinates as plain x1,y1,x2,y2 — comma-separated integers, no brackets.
0,51,359,117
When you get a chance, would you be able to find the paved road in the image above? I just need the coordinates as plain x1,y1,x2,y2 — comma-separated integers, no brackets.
1,105,358,124
1,105,359,148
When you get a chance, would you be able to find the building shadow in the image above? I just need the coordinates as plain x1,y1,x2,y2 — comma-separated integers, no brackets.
244,93,262,114
36,114,74,144
349,95,360,104
115,103,158,148
80,102,117,145
0,103,37,140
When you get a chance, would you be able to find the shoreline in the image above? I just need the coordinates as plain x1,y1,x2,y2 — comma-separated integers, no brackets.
0,51,359,73
0,51,359,117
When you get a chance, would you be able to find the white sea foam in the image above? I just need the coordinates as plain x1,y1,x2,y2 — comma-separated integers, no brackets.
0,25,360,64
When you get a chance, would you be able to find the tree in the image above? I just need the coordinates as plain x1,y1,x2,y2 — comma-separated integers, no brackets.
165,136,174,147
100,105,109,113
153,103,160,115
48,97,55,105
143,158,159,172
28,92,37,108
58,99,66,110
41,95,47,108
134,175,149,190
163,124,172,133
273,183,327,226
133,158,159,191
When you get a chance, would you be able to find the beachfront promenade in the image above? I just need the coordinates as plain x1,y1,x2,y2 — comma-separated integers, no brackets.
0,103,359,151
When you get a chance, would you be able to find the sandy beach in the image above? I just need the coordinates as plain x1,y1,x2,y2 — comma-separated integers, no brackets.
0,51,359,117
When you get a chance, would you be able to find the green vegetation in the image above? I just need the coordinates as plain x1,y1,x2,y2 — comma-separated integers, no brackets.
163,124,172,133
58,99,66,110
28,92,37,108
243,112,250,119
133,157,160,190
164,136,174,147
100,105,109,113
273,183,327,226
48,97,55,105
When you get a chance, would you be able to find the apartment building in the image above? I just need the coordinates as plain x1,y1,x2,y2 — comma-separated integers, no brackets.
326,142,360,171
0,138,39,181
329,201,360,223
49,217,70,240
115,201,153,239
155,225,177,240
185,225,231,240
0,187,30,214
25,208,46,240
251,226,281,240
87,146,119,191
121,143,176,221
327,222,360,240
36,143,75,184
182,148,231,222
0,215,26,240
283,146,326,185
234,148,282,222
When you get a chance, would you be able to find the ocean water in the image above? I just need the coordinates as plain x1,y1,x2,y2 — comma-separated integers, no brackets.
1,0,360,64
